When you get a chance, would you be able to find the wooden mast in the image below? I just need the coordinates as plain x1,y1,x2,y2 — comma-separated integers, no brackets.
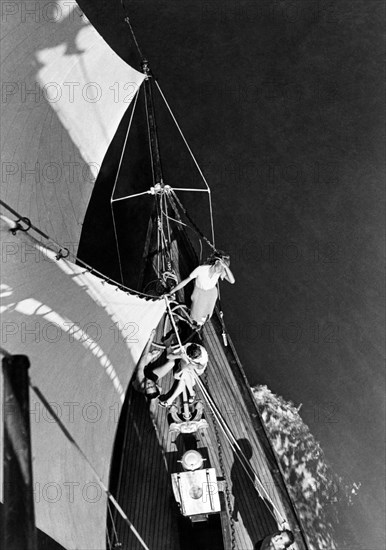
137,59,168,290
142,59,164,189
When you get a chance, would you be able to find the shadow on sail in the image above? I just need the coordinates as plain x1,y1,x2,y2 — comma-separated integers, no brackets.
0,215,165,549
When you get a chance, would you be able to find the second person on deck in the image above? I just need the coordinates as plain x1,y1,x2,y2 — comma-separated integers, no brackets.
167,252,235,326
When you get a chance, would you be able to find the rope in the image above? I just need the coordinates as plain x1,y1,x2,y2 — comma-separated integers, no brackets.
154,199,161,276
159,205,189,229
163,193,172,251
216,287,228,346
123,16,145,61
106,521,112,550
170,190,217,252
154,81,216,246
160,195,173,271
120,0,145,61
107,500,120,549
158,215,171,274
31,385,150,550
111,89,140,284
0,202,160,301
163,296,185,354
203,368,236,549
163,294,283,523
0,199,48,239
193,374,287,525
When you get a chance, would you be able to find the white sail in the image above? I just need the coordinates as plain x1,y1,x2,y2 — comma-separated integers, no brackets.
0,0,145,253
0,217,165,549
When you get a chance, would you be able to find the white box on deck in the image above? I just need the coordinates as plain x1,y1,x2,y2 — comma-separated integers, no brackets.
171,468,221,517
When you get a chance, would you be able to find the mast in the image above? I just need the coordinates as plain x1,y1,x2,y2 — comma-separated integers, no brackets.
137,58,192,293
137,59,168,290
142,59,164,189
111,29,310,550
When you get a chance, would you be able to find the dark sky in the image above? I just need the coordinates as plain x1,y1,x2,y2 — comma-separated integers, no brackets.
80,1,385,548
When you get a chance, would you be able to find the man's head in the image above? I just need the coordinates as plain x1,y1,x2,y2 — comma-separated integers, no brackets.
271,530,294,549
186,343,202,360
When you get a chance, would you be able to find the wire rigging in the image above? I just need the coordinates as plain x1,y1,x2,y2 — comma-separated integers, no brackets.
111,89,141,285
154,80,216,247
203,367,236,549
0,201,159,301
194,373,286,525
107,500,120,550
162,294,287,525
120,0,145,62
170,190,217,253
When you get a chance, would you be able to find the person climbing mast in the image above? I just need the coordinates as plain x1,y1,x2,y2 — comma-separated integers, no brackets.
167,251,235,326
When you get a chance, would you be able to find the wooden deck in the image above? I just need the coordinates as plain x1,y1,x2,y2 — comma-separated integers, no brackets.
108,310,307,550
108,202,307,550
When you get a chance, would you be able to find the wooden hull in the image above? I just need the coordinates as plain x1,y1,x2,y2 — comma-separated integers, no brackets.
109,310,307,550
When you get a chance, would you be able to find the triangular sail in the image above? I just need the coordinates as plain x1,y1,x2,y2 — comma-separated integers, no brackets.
0,0,145,254
0,217,166,549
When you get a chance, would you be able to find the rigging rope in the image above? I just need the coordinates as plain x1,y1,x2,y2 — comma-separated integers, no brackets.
193,374,286,525
31,385,150,550
0,201,160,301
121,1,215,251
120,0,145,61
111,89,141,285
170,190,217,253
154,80,216,247
159,203,189,229
163,296,185,353
163,293,286,525
203,368,236,550
107,500,120,549
155,198,162,277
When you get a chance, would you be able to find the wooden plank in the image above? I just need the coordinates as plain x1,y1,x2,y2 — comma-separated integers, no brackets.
109,317,297,549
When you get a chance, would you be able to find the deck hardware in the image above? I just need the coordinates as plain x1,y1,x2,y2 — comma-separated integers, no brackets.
55,248,70,261
10,217,31,235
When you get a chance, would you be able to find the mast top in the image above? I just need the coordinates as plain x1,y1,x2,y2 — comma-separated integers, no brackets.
141,58,151,76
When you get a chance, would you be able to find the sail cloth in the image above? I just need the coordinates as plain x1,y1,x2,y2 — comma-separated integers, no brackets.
0,217,166,550
0,0,145,254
